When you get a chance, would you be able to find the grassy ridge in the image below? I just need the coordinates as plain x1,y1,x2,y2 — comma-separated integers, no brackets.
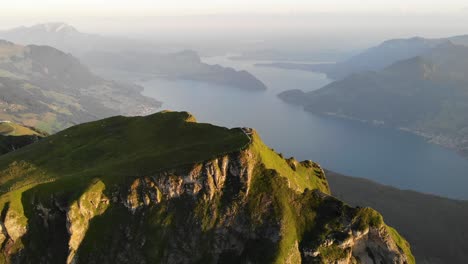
251,132,329,194
0,111,251,259
0,122,40,137
0,111,250,194
387,226,416,264
0,110,250,220
0,111,413,263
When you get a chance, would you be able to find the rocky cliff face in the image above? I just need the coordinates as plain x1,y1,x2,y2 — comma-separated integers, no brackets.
0,135,42,155
0,111,413,263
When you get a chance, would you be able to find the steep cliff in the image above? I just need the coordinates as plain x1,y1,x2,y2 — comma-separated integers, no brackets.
327,170,468,264
0,121,46,156
0,111,413,263
0,135,41,156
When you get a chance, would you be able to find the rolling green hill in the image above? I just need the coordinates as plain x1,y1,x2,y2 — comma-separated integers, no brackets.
0,111,412,263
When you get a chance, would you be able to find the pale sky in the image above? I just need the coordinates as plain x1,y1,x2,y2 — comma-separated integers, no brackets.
2,0,468,17
1,0,468,48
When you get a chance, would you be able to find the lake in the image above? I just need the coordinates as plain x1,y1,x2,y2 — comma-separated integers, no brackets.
141,55,468,200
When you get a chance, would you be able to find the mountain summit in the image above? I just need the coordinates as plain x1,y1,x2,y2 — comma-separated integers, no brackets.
0,111,413,263
10,23,79,35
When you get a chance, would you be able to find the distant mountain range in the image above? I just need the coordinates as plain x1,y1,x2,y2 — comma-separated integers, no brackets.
279,41,468,156
0,40,160,133
0,23,267,91
228,49,349,62
0,22,160,56
258,35,468,80
83,50,267,91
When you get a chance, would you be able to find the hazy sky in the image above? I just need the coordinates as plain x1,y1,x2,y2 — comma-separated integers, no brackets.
3,0,468,16
2,0,468,54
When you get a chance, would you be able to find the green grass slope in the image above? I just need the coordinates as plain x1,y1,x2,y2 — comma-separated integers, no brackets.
250,132,329,193
0,111,250,261
0,111,412,263
0,122,41,137
0,111,250,194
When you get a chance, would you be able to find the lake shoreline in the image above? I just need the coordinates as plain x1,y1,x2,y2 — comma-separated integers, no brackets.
302,109,468,160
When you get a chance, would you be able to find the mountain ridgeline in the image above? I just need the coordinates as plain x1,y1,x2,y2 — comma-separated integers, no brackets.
0,23,153,57
257,35,468,80
82,50,267,91
0,111,413,264
0,23,268,91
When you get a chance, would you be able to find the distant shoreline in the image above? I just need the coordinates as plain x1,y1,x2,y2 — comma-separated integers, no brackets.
313,110,468,159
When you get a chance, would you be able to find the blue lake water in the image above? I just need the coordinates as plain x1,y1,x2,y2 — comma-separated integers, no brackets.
141,55,468,200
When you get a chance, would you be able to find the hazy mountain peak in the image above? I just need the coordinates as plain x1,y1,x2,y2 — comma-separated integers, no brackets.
380,36,434,46
0,39,16,46
430,39,467,53
385,56,435,79
303,36,448,79
0,40,24,58
25,22,79,34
